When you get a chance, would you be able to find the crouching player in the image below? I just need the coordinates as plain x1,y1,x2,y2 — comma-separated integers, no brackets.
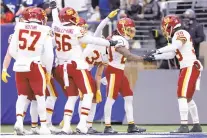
144,15,202,133
8,7,54,135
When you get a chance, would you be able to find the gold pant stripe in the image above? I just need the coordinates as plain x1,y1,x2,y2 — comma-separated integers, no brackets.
47,81,56,97
109,74,115,99
38,65,46,96
181,67,192,97
81,70,92,94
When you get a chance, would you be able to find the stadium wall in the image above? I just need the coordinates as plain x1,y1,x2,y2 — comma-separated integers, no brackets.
1,24,207,125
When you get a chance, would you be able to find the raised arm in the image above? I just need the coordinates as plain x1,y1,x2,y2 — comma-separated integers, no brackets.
154,52,176,60
94,9,119,37
116,47,143,62
79,35,118,47
42,36,54,75
50,0,61,24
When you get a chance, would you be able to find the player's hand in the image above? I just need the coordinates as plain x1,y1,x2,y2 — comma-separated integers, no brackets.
49,0,57,9
108,9,120,19
109,40,118,46
143,55,155,62
96,90,102,103
45,72,51,84
145,49,160,57
1,70,11,83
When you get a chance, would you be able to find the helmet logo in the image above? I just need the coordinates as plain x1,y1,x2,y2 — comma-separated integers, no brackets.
42,10,46,16
164,17,170,24
119,19,126,25
66,9,74,15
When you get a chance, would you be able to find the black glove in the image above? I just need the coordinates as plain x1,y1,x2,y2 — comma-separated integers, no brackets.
145,49,161,57
109,40,118,46
143,55,155,62
49,0,57,9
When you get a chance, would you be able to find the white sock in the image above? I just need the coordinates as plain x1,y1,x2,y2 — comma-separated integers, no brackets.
46,96,57,124
124,96,134,124
87,103,97,128
62,96,78,132
35,95,47,127
178,98,188,124
79,94,93,126
30,100,38,128
188,99,199,124
104,97,115,126
78,101,82,118
23,99,31,120
16,95,27,123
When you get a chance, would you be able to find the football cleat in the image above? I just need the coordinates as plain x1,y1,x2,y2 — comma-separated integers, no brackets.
190,124,202,132
170,125,189,133
39,126,51,135
14,121,24,135
48,123,61,134
104,126,118,134
87,127,100,134
127,124,146,133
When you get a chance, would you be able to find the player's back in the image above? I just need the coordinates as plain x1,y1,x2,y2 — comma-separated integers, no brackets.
13,22,51,60
52,23,83,64
173,29,197,68
108,35,129,70
83,44,108,71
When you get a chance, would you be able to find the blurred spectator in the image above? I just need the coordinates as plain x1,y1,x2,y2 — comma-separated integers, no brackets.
182,9,206,58
0,2,14,24
15,0,52,21
137,0,161,20
62,0,91,20
99,0,110,19
151,28,179,69
3,0,21,14
122,0,143,20
109,0,120,12
88,6,100,21
91,0,99,9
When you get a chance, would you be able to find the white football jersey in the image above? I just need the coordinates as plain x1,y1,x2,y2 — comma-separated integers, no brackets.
107,35,129,70
173,29,197,69
52,23,84,64
9,22,53,72
82,44,108,71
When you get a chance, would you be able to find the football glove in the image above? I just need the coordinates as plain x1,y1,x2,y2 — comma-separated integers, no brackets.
108,9,120,19
109,40,118,46
1,70,11,83
49,0,57,9
143,55,155,62
96,90,102,103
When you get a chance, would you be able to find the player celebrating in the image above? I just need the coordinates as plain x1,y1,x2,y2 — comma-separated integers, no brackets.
104,18,146,134
144,15,202,133
50,1,119,133
8,7,54,135
78,9,119,134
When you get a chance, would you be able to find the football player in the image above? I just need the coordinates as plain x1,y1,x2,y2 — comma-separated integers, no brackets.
78,9,119,134
50,2,119,134
2,7,41,135
8,7,54,135
104,18,147,134
144,15,203,133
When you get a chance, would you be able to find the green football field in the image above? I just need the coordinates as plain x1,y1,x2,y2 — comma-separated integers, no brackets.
1,124,207,133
